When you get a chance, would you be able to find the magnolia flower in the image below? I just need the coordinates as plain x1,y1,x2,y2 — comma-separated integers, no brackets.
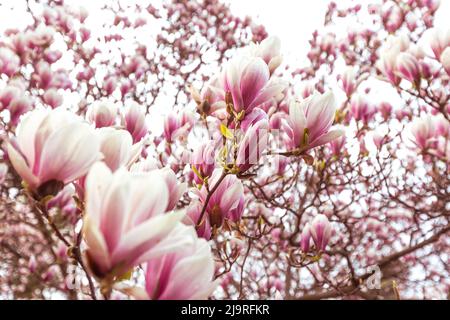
434,114,450,137
159,167,187,211
144,224,217,300
29,25,54,47
377,51,401,85
190,76,226,116
0,84,21,110
243,36,282,73
86,101,117,128
195,170,244,228
163,112,192,142
97,127,142,172
372,132,385,149
329,134,346,157
236,116,269,172
82,162,190,279
410,115,437,150
43,88,63,109
240,107,267,132
0,47,20,77
103,77,117,95
378,102,393,120
319,33,336,55
7,108,101,196
300,223,311,252
376,35,410,85
441,47,450,75
8,96,32,125
286,92,343,152
28,255,37,273
191,142,216,184
396,52,421,85
339,66,357,97
350,94,376,124
130,157,160,172
223,55,286,115
429,28,450,60
33,62,53,90
129,159,186,212
381,3,404,33
183,201,211,240
310,214,333,252
122,102,147,143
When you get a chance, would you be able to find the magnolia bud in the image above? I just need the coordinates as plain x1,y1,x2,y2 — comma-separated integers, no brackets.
87,101,117,128
310,214,333,252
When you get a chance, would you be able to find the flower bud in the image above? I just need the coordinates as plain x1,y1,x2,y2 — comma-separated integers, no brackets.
310,214,333,252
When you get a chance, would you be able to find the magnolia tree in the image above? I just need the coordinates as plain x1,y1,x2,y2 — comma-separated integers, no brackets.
0,0,449,300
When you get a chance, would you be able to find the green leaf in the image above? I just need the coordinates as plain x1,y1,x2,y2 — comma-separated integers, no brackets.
220,124,234,140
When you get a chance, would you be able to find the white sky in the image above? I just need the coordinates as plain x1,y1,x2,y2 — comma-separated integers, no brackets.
0,0,449,135
0,0,448,53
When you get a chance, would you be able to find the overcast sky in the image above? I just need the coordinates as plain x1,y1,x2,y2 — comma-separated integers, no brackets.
1,0,448,63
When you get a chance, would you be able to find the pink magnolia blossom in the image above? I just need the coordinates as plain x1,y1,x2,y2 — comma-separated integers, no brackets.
29,25,54,47
378,102,393,120
240,107,267,132
372,132,385,149
163,112,191,142
319,33,336,55
434,114,450,137
299,81,315,99
223,55,286,115
381,3,404,33
195,170,244,228
130,157,160,172
376,35,410,85
7,108,101,195
350,94,376,124
97,127,142,172
0,84,21,110
191,142,216,184
86,101,117,128
190,77,226,116
183,201,212,240
440,47,450,75
410,115,437,150
328,134,346,157
269,112,286,130
429,28,450,60
8,96,32,125
122,102,148,143
33,62,53,90
286,91,343,152
300,223,311,252
103,77,117,96
43,49,62,64
46,185,75,210
144,225,217,300
43,88,63,109
396,52,421,85
236,116,269,172
339,66,357,97
0,47,20,77
243,36,283,73
28,255,37,273
310,214,333,252
82,162,190,279
160,167,187,211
